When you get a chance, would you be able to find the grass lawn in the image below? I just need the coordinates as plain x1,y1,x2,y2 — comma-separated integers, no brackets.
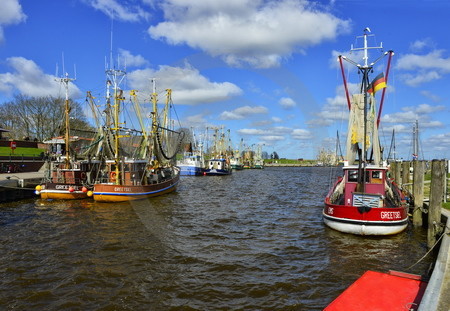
0,146,45,157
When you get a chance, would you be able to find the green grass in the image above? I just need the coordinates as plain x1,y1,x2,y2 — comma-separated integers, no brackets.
264,158,316,165
0,146,45,157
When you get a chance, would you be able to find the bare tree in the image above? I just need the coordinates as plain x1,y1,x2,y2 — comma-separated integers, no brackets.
0,95,92,141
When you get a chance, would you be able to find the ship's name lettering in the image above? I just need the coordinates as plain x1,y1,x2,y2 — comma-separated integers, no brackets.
55,185,78,190
380,211,401,219
114,187,132,192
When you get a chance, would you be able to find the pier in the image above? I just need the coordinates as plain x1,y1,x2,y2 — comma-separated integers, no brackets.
390,159,450,311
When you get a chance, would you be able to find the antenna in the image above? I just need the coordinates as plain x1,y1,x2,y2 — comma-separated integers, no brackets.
110,18,114,70
62,52,66,76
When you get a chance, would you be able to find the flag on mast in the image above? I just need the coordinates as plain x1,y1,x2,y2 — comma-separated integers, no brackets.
367,73,387,94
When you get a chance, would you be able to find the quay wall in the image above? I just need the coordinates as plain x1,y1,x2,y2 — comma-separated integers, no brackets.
419,208,450,311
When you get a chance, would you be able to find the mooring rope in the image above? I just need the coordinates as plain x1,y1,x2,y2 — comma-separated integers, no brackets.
405,224,449,271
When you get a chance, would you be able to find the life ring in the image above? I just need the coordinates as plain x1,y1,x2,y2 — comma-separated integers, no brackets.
110,171,117,182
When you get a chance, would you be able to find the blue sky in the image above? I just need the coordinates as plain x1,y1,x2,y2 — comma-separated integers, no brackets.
1,0,450,160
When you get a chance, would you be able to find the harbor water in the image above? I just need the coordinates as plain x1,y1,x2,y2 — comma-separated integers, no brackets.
0,167,433,310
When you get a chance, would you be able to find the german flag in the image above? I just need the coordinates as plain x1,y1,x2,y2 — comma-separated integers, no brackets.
367,73,387,94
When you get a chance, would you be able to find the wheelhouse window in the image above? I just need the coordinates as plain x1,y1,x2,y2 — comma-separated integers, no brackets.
348,170,358,182
371,170,383,184
347,170,370,183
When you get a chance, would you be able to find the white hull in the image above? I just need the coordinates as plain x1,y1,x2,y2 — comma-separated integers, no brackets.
323,213,408,236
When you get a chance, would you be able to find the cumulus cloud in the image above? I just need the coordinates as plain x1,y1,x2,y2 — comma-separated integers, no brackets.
396,50,450,86
127,63,242,105
219,105,268,120
148,0,350,68
420,90,441,103
119,49,150,67
307,83,358,127
403,103,446,114
291,128,312,140
0,57,82,98
279,97,296,109
409,38,435,52
85,0,150,22
238,128,270,135
0,0,26,43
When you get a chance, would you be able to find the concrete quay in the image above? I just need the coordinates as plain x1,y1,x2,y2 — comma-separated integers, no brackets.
0,171,44,202
419,208,450,311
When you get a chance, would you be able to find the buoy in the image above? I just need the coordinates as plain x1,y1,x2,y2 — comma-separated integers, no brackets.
87,191,93,197
81,186,88,193
68,186,75,193
35,185,42,191
35,190,40,195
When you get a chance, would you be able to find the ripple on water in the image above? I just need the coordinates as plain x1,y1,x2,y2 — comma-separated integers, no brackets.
0,167,435,310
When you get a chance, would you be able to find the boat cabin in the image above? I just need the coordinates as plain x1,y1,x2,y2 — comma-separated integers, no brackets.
208,159,227,170
103,159,148,185
343,166,387,207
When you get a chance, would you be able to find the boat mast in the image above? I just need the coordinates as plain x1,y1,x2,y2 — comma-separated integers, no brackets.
57,73,75,168
150,78,159,165
106,66,126,185
342,28,385,191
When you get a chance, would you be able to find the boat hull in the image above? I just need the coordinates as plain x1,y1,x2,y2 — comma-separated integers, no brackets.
323,201,408,235
204,169,232,176
93,174,179,202
39,183,89,200
179,165,204,176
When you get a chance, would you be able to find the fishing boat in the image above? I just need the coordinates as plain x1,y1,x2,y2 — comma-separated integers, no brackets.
177,130,205,176
204,127,232,176
323,28,409,235
230,138,244,170
91,70,182,202
36,74,100,200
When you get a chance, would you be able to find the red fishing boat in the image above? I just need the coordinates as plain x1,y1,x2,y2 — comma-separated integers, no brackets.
323,28,409,235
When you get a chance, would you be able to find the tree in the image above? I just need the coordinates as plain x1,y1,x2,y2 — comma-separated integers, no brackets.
0,95,92,141
271,151,279,159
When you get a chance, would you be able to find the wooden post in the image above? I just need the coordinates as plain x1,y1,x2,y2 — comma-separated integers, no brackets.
394,161,401,186
412,160,424,227
428,159,444,248
402,161,410,186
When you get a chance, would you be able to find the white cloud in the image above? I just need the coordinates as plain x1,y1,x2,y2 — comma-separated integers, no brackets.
307,83,357,127
127,63,242,105
86,0,150,22
404,103,446,114
291,128,312,140
396,50,450,86
0,57,82,98
279,97,296,109
261,135,285,142
238,128,269,135
420,90,441,103
0,0,26,43
409,38,434,52
399,71,441,87
148,0,350,68
272,116,282,122
119,49,149,67
220,105,268,120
